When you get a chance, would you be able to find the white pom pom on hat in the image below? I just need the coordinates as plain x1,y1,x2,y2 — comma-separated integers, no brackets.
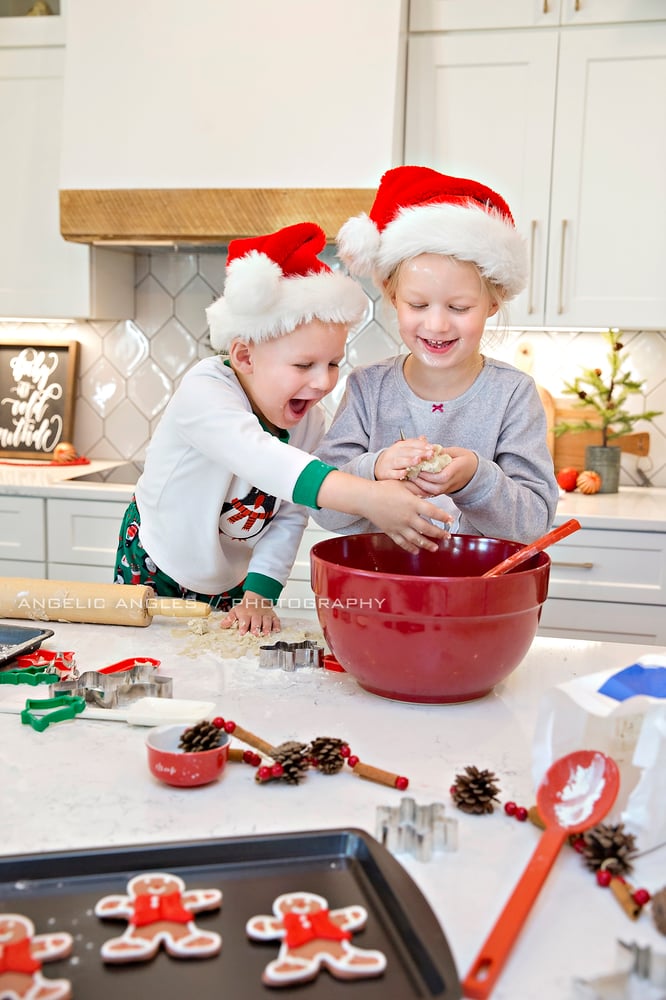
336,165,528,300
206,221,367,352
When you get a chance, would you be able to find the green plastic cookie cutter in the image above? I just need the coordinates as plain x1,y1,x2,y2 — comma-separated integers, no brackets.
20,694,86,732
0,666,54,687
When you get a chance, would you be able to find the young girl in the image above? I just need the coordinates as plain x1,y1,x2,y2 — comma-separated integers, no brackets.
114,221,450,636
311,165,559,542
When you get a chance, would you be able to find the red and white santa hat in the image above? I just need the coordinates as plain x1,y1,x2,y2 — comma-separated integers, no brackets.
206,221,367,351
337,165,528,300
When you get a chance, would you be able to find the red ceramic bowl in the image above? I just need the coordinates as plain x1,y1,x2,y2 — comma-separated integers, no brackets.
310,533,551,705
146,724,229,787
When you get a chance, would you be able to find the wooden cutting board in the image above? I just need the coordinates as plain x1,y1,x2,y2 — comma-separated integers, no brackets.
552,399,650,471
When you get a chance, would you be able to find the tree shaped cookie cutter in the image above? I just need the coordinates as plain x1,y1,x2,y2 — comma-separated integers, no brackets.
375,796,458,862
258,641,323,672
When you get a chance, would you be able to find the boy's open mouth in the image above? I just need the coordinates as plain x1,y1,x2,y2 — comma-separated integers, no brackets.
288,397,309,417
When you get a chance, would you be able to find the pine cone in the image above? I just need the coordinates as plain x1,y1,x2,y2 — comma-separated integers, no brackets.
652,886,666,936
451,765,500,815
178,719,222,752
256,741,310,785
581,822,638,876
308,736,347,775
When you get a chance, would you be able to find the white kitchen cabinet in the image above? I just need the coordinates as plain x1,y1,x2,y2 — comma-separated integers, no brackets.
0,494,46,576
278,521,335,611
537,523,666,643
405,22,666,329
46,497,125,582
60,0,406,191
0,40,133,318
409,0,666,31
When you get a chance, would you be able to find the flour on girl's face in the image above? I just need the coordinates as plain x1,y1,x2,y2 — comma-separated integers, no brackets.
553,754,606,827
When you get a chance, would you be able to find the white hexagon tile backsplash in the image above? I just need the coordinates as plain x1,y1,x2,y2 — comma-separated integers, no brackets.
1,248,664,486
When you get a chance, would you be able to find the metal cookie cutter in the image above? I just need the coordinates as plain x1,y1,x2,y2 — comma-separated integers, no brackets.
376,796,458,862
258,640,323,672
51,658,172,708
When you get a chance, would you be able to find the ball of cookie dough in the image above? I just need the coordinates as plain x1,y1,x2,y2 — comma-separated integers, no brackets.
405,444,452,480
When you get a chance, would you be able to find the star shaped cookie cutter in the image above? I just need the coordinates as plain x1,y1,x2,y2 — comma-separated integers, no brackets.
376,796,458,862
258,640,323,672
51,657,172,708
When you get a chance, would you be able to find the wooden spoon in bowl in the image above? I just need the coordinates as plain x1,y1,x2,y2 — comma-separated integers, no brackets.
481,518,581,578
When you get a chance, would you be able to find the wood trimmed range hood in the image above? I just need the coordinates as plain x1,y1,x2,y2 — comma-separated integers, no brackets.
58,2,407,248
59,188,375,247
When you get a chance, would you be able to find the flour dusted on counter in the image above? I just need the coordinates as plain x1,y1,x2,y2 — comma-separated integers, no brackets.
174,614,326,660
554,753,606,827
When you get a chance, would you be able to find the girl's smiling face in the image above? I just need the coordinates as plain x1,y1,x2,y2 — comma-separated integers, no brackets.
230,319,348,431
391,253,499,372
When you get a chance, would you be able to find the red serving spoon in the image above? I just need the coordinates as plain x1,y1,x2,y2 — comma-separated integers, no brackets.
481,518,581,578
462,749,619,998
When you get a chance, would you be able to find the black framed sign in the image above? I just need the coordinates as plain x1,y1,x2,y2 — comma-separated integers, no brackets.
0,340,79,459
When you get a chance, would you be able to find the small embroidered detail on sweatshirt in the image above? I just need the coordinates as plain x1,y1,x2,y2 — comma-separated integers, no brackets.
431,403,444,413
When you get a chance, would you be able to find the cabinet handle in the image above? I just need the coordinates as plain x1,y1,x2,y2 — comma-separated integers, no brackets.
527,220,537,314
543,1,548,12
557,219,568,314
552,560,594,569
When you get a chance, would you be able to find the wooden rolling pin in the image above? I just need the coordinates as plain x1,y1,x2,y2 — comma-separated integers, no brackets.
0,578,211,627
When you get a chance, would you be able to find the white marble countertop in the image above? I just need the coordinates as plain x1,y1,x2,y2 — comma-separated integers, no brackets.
0,615,664,999
555,486,666,531
0,460,134,502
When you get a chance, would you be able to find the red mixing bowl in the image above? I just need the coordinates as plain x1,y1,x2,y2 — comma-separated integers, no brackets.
310,533,551,704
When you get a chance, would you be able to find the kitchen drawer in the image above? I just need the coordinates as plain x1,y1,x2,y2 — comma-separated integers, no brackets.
0,495,45,562
47,562,116,585
538,596,665,645
46,498,125,569
0,559,47,578
547,528,666,605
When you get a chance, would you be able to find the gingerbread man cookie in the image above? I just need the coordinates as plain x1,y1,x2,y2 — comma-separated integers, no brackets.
246,891,386,987
0,913,72,1000
94,872,222,963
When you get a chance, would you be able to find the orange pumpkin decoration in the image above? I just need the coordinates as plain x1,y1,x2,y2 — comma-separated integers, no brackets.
576,470,602,495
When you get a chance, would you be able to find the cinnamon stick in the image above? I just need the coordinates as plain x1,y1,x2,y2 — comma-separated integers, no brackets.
225,722,276,758
350,760,409,790
610,877,641,920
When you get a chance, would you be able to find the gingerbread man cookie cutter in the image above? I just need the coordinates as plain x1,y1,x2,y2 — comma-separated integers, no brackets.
52,658,172,708
95,872,222,963
246,890,386,987
258,640,323,672
0,912,73,1000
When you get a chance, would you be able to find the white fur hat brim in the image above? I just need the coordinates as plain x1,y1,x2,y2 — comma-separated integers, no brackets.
206,251,367,352
338,201,528,300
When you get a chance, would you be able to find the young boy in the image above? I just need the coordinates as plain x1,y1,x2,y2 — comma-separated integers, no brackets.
114,222,450,636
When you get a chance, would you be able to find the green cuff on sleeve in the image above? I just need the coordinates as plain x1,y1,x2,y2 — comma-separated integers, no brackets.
243,573,283,604
293,459,336,509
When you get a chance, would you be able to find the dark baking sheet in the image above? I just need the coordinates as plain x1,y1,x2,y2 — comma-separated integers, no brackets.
0,624,55,666
0,828,461,999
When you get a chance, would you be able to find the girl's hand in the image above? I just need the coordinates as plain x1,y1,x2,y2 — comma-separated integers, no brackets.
219,591,281,637
374,435,435,481
409,447,478,496
363,480,453,554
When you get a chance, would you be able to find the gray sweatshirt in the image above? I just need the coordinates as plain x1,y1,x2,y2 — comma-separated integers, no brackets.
312,354,559,543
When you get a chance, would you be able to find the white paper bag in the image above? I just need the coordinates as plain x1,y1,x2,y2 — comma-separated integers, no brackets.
532,655,666,853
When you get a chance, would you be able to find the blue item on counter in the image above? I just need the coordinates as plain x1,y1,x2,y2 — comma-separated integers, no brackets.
598,663,666,701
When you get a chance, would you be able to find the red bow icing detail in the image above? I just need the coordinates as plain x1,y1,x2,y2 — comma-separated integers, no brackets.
131,891,192,927
283,909,352,949
0,938,41,974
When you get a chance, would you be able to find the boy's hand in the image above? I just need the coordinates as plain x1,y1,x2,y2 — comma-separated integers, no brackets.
363,480,453,555
219,591,281,637
409,446,478,495
374,434,434,481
